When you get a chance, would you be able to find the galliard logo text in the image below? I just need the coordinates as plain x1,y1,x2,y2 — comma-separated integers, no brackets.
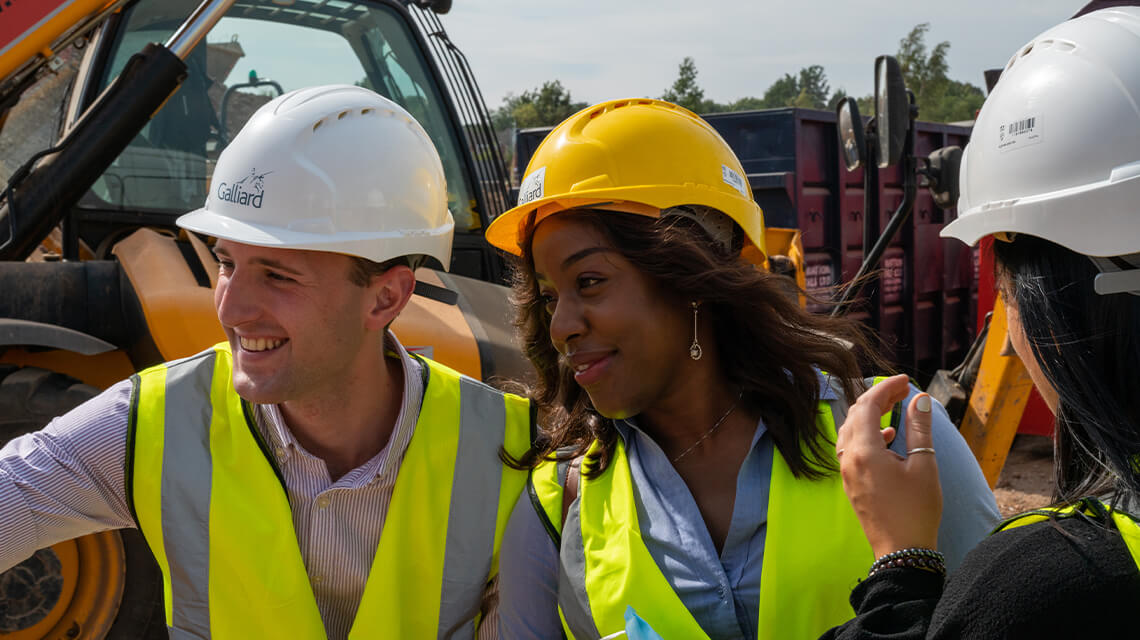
217,168,271,208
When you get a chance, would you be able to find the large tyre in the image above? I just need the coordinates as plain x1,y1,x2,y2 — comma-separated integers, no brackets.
0,366,165,639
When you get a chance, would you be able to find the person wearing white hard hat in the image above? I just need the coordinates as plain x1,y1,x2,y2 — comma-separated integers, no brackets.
0,85,531,639
821,8,1140,638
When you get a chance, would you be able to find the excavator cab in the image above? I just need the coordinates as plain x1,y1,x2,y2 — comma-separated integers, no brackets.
0,1,520,636
75,0,483,262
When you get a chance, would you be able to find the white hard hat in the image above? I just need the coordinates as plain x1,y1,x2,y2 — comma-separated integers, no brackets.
178,84,454,269
943,7,1140,264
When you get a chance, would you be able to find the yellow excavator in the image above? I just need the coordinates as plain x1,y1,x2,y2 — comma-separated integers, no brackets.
0,0,538,636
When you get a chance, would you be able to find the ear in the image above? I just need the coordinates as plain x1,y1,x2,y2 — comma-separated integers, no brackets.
363,265,416,331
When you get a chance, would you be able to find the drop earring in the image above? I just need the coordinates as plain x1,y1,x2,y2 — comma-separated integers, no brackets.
689,301,702,360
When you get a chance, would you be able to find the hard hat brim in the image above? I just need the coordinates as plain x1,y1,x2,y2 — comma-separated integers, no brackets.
944,168,1140,257
487,186,765,260
177,207,455,269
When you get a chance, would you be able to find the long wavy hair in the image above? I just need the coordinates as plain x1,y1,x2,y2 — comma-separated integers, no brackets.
509,208,886,479
993,236,1140,507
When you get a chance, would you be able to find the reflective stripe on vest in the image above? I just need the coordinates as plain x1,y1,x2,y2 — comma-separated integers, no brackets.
531,377,891,639
995,498,1140,571
128,343,530,639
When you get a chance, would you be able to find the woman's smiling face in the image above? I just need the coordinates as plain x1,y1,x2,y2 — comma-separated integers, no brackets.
531,214,693,419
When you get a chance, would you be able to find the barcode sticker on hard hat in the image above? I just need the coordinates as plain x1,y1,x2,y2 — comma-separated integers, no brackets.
518,167,546,206
722,165,747,197
997,114,1042,153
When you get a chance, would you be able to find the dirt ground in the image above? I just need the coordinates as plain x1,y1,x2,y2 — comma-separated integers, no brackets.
993,434,1055,517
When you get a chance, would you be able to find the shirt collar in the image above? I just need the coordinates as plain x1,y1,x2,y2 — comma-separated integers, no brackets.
256,330,420,479
817,369,840,401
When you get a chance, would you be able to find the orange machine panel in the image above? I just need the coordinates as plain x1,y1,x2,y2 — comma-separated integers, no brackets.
394,270,481,380
0,0,118,82
113,228,225,361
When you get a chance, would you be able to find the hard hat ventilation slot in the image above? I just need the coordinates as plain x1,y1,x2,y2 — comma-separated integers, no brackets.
1028,39,1076,54
338,111,349,120
313,119,325,132
362,108,375,115
1020,43,1034,58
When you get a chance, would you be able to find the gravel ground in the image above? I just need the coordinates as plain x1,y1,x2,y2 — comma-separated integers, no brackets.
993,434,1054,518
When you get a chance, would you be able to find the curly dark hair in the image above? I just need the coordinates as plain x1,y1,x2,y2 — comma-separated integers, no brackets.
508,208,887,479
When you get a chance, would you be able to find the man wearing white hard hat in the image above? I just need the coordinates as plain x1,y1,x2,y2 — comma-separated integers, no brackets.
0,85,530,639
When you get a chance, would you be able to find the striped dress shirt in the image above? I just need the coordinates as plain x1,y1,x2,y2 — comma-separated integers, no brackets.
0,335,498,639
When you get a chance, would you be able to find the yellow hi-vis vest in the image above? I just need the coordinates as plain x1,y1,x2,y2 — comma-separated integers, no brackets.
529,378,891,640
995,498,1140,570
126,343,531,639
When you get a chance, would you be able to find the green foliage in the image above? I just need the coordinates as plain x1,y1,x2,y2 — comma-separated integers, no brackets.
493,80,587,130
729,96,767,111
756,65,833,110
826,88,848,112
658,58,758,114
491,80,586,175
491,21,983,139
661,57,706,112
927,80,984,123
894,23,985,122
797,65,831,108
761,73,800,108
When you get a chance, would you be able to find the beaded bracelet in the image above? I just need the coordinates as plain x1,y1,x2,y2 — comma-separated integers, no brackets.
868,547,946,579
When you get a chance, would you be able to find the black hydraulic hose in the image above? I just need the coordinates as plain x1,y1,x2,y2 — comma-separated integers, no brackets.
0,43,187,260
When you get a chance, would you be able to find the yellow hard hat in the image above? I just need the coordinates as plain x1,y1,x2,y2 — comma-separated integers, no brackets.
486,98,767,265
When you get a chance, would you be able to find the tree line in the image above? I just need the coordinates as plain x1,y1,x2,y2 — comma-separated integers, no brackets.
493,23,985,133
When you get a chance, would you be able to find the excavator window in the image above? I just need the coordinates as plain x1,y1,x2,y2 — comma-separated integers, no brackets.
77,0,479,232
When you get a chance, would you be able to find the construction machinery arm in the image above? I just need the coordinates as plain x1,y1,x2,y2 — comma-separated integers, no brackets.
0,0,236,261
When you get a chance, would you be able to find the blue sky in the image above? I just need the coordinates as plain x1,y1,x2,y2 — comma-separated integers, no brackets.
440,0,1085,110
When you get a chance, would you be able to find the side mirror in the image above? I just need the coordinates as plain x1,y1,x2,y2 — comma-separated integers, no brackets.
874,55,909,168
414,0,453,13
836,97,866,171
925,146,963,209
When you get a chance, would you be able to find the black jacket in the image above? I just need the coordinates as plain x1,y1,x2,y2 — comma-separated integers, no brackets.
823,507,1140,638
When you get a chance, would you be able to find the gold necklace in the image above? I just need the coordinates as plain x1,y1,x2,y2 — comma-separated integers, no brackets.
671,391,743,463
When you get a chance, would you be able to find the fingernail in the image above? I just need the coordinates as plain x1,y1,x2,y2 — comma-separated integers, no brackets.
916,394,932,413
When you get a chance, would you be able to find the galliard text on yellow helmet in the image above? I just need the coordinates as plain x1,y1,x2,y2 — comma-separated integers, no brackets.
486,98,767,265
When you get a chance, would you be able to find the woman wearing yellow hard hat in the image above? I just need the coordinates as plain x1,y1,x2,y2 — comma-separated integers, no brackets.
490,98,999,639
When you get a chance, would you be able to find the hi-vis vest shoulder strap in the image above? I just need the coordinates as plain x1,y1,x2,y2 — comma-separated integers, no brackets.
529,377,892,640
127,343,530,639
995,497,1140,571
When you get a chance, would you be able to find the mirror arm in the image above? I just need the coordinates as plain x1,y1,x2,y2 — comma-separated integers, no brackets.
862,117,880,268
831,97,919,318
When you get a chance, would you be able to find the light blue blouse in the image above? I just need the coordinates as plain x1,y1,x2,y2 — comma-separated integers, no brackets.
497,379,1001,639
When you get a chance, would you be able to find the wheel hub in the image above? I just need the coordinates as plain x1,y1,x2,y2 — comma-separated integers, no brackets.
0,549,64,632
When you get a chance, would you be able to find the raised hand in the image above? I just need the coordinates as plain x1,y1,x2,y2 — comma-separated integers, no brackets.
836,374,942,559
